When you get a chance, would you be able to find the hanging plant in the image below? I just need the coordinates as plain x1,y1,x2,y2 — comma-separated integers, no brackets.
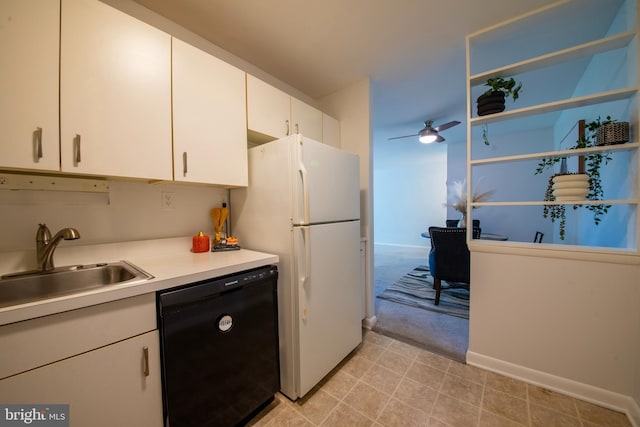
535,117,614,239
542,174,567,239
482,124,490,146
478,77,523,144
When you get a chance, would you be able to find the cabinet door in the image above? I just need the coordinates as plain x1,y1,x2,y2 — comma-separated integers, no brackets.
0,0,59,171
246,74,291,139
291,97,323,141
173,38,248,186
0,331,163,427
60,0,172,180
322,113,340,147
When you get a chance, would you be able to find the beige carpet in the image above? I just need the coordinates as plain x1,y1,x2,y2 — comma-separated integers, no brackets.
373,244,469,362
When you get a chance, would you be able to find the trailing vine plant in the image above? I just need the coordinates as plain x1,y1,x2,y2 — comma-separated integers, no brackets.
542,174,567,239
535,117,614,239
482,124,490,146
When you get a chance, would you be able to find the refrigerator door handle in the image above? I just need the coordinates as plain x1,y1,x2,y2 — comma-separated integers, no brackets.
297,145,310,225
299,226,310,321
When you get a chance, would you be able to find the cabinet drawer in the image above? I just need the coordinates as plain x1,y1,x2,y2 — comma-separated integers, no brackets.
0,293,156,379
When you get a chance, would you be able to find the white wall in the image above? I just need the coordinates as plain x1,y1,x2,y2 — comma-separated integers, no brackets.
320,79,372,239
319,79,375,325
469,252,640,416
0,181,227,273
374,125,557,247
468,0,640,421
374,139,446,247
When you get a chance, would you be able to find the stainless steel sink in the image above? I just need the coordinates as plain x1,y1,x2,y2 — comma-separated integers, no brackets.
0,261,153,308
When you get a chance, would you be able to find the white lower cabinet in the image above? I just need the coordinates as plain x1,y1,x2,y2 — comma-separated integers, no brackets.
0,330,163,426
0,294,163,425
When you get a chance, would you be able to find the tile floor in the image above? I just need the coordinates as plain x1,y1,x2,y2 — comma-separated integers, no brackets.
249,330,631,427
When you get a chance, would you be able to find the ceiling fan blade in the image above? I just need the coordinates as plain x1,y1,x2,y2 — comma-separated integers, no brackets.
388,133,418,141
434,120,461,132
435,134,445,143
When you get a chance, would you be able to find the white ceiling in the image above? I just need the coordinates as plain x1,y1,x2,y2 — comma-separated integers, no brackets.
132,0,571,144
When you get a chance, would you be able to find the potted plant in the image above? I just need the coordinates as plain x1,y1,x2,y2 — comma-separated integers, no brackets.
535,117,614,239
588,115,630,146
446,179,495,227
477,76,523,116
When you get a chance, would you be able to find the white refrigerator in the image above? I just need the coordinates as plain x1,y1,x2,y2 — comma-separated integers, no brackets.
230,134,362,400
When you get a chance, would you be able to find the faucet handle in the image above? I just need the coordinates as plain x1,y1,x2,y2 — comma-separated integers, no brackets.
36,223,51,243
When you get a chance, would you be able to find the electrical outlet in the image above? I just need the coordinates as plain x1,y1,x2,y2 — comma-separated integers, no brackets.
161,191,176,210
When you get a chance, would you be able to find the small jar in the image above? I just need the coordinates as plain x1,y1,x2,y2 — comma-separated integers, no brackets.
192,232,210,253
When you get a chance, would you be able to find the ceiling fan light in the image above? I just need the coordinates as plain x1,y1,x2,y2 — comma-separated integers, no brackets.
418,129,438,143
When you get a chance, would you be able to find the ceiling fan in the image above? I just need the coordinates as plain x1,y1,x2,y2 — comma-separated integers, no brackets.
388,120,461,143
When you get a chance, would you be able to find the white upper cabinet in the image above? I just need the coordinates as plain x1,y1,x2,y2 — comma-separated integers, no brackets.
247,74,324,143
0,0,60,172
291,97,323,141
172,38,248,186
247,74,291,141
60,0,172,180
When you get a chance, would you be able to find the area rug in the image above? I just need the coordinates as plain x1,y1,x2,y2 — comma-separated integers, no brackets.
376,265,470,319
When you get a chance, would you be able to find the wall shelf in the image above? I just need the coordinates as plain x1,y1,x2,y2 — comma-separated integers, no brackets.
470,87,638,125
469,31,636,86
470,142,639,166
466,0,638,250
0,172,110,193
472,199,638,207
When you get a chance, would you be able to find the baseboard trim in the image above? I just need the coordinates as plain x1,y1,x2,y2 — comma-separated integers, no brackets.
466,351,640,427
362,316,377,330
373,242,426,250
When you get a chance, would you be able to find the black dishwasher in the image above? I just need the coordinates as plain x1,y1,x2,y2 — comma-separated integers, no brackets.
157,265,279,427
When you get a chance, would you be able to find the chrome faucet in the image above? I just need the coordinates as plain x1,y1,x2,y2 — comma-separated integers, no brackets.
36,224,81,271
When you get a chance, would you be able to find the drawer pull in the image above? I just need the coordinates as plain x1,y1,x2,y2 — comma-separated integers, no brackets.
73,134,81,166
143,346,150,377
34,127,43,161
183,152,188,177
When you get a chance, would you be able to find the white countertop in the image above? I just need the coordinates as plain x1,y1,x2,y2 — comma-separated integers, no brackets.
0,237,278,326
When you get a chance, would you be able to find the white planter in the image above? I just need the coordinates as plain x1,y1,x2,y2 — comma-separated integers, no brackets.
552,174,589,201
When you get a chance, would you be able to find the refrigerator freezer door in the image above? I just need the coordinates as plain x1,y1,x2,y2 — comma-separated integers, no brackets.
293,220,362,397
292,136,360,225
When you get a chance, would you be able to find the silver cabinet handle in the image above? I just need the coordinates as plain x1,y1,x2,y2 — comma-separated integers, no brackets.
73,134,81,166
182,152,188,177
285,119,290,136
34,127,43,162
143,346,150,377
